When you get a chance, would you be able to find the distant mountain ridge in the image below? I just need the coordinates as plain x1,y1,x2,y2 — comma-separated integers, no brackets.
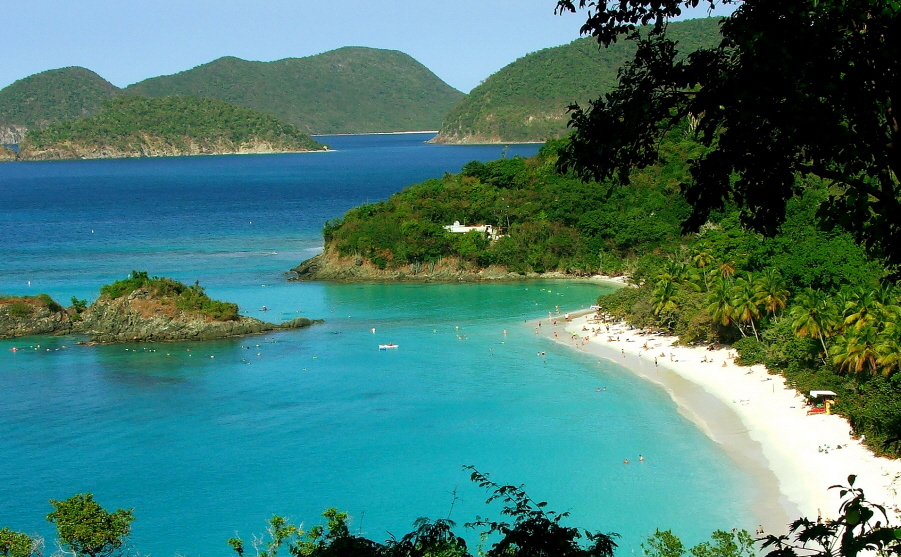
125,47,464,134
433,17,724,144
0,47,464,138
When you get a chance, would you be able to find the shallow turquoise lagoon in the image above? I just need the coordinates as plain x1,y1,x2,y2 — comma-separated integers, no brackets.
0,134,755,556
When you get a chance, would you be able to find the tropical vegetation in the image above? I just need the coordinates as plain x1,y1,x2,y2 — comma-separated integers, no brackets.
98,271,240,321
435,17,722,144
0,67,118,140
17,95,324,159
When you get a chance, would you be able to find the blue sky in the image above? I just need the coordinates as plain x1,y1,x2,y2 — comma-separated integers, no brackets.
4,1,732,93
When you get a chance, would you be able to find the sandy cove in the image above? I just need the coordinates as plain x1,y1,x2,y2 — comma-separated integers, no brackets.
553,310,901,532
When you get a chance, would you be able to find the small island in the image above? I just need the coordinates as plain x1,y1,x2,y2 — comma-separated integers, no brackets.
16,96,326,161
0,271,319,342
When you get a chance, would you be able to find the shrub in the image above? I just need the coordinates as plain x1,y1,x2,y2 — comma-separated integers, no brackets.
7,302,33,319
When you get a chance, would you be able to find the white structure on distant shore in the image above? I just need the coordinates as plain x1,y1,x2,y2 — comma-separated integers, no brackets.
444,221,502,240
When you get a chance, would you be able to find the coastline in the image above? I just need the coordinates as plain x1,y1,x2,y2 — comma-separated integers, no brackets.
551,311,901,533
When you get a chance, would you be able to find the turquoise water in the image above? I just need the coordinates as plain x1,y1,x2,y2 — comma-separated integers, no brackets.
0,134,755,556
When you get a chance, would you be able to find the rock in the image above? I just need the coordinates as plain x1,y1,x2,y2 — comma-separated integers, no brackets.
0,296,73,339
78,288,319,343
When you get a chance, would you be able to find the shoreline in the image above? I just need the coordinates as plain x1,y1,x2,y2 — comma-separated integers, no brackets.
549,311,901,533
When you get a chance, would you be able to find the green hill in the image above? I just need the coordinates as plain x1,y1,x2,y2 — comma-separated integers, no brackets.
17,95,325,160
433,17,723,144
0,66,120,143
125,47,465,134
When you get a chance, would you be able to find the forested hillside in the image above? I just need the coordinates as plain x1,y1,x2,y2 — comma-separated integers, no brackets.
125,47,465,134
17,96,324,160
433,17,722,144
0,67,119,144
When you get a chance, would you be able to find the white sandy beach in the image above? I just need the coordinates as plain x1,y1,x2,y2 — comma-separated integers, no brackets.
552,301,901,533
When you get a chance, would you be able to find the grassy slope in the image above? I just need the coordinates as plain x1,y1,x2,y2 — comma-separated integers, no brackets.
125,47,465,134
435,17,723,143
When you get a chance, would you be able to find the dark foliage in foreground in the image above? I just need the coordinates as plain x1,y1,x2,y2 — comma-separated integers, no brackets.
5,476,898,557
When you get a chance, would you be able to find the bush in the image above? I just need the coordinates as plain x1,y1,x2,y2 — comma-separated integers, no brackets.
7,302,34,319
733,337,766,366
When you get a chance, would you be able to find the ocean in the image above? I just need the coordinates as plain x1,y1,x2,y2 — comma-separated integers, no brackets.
0,133,756,557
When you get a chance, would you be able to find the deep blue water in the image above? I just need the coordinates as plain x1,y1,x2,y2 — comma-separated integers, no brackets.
0,134,755,557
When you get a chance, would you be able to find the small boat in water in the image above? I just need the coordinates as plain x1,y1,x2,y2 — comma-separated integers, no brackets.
378,343,398,350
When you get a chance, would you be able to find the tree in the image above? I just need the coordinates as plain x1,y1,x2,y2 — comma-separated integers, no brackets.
707,276,736,336
46,494,133,557
755,269,790,318
554,0,901,269
0,529,42,557
642,530,685,557
760,475,901,557
789,288,836,359
464,466,619,557
731,274,762,341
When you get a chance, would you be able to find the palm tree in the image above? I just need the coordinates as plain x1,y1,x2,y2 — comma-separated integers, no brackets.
832,326,880,375
789,288,836,359
719,261,736,278
692,249,713,291
652,280,679,316
707,276,736,332
874,322,901,376
755,268,790,317
656,260,690,284
731,273,762,341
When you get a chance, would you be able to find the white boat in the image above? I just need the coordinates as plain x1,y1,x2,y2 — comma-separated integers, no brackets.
378,343,398,350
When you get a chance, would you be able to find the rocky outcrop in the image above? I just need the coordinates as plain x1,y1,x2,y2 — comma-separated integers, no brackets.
289,248,580,282
0,125,27,145
0,144,16,162
0,298,74,338
78,288,318,343
0,289,320,342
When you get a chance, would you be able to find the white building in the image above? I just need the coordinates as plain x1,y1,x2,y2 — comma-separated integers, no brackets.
443,221,501,239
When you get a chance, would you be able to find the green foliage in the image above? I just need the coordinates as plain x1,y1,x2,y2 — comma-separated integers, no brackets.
642,529,754,557
6,302,33,319
0,67,119,134
19,95,323,158
436,18,722,143
99,271,240,321
124,48,464,134
46,494,133,557
557,0,901,268
465,467,619,557
689,530,754,557
325,142,690,273
1,294,66,318
642,530,685,557
760,476,901,557
0,528,41,557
